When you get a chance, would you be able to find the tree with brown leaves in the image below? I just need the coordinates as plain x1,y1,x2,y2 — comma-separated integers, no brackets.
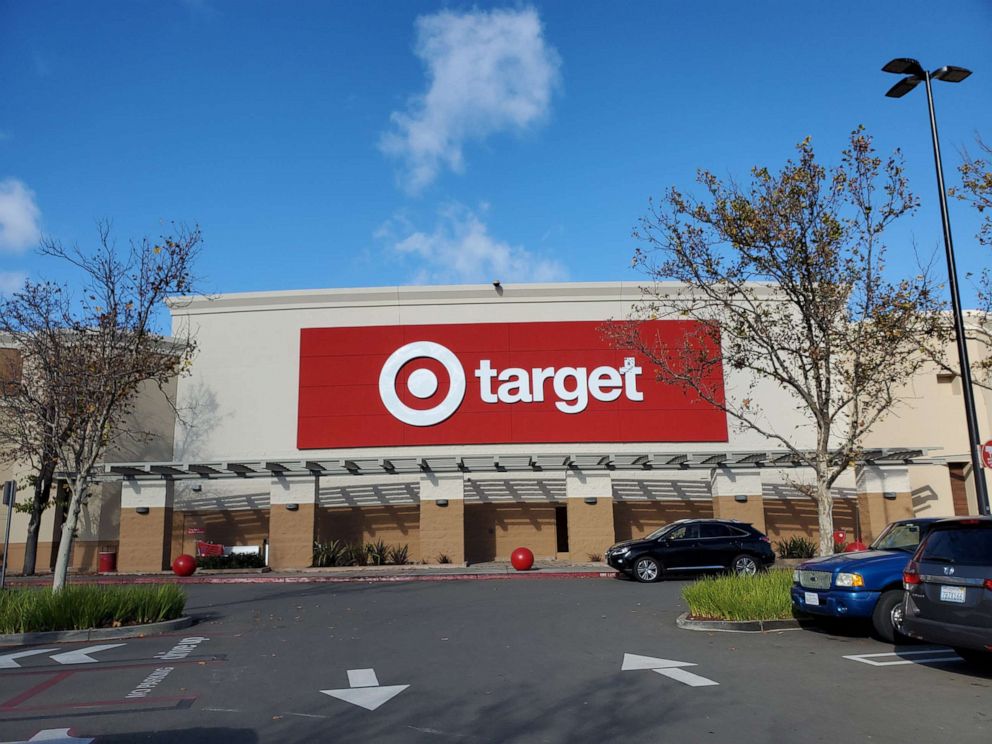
612,128,947,556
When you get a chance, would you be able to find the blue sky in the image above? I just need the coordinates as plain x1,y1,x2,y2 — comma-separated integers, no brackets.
2,1,992,312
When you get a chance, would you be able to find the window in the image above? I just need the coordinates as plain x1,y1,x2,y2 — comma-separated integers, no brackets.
699,523,730,539
668,524,699,540
921,528,992,566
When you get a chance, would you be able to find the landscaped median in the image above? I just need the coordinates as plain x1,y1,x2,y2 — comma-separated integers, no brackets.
0,584,189,642
679,569,801,632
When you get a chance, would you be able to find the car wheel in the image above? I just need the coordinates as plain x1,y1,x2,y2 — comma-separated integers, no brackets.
633,556,662,583
731,554,758,576
954,647,992,667
871,589,908,644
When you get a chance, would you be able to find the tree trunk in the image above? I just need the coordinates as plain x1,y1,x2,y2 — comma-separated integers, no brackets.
815,473,835,557
51,477,84,592
21,463,54,576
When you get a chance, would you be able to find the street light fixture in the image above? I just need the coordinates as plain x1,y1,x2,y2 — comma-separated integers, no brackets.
882,57,990,516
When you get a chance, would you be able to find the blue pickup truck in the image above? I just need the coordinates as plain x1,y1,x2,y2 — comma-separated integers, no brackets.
791,518,940,642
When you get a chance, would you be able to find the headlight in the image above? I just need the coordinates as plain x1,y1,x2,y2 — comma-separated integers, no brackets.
835,572,864,588
616,547,631,555
793,570,800,583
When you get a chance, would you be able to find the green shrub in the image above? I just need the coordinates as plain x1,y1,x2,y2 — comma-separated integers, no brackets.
682,569,794,621
313,539,346,568
387,544,410,565
0,584,186,634
366,539,390,566
776,536,817,559
312,540,411,567
196,553,265,570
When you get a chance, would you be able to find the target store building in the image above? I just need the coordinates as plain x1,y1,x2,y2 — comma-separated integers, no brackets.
91,282,986,572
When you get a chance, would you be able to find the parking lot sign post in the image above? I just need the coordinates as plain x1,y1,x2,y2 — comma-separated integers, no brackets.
1,480,15,590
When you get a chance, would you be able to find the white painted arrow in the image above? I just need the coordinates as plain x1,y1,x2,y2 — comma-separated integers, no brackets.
653,667,720,687
621,653,719,687
49,644,125,665
621,653,696,671
321,668,409,711
0,649,58,669
1,728,94,744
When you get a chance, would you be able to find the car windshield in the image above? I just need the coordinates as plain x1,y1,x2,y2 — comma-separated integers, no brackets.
920,527,992,566
871,522,924,552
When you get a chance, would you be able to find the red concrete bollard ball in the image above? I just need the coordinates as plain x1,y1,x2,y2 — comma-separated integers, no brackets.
510,547,534,571
172,554,197,577
844,541,868,553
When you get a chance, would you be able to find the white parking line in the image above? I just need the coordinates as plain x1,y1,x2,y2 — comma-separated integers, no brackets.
843,648,961,667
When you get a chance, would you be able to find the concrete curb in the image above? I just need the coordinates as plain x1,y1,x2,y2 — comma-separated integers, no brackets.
6,571,617,587
676,612,801,633
0,616,194,646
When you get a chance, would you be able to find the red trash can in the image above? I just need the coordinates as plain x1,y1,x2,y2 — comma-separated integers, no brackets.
98,550,117,573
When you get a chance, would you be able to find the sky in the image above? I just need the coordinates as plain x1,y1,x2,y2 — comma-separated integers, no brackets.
2,1,992,318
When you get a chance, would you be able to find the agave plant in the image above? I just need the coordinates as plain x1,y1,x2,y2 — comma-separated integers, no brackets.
387,544,410,565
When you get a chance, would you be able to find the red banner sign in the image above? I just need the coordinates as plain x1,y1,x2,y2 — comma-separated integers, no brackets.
297,320,727,449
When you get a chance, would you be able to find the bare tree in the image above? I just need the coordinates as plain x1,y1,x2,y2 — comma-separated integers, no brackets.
944,135,992,387
1,284,78,575
610,128,947,556
1,223,200,590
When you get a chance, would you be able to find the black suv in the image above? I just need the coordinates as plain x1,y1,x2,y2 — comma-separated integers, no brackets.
605,519,776,582
900,516,992,665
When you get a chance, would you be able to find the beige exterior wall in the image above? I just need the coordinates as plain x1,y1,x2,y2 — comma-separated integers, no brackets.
464,503,558,563
613,501,714,541
317,506,420,560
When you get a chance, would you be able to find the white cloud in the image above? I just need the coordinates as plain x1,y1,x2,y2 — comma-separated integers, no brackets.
0,271,26,296
0,179,42,253
381,7,561,192
377,203,568,284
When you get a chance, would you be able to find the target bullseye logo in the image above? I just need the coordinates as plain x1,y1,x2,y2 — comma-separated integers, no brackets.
378,341,466,426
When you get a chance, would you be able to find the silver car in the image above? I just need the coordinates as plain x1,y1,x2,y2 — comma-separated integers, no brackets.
900,517,992,666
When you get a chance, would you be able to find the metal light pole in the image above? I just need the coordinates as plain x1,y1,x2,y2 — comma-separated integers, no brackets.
882,58,990,516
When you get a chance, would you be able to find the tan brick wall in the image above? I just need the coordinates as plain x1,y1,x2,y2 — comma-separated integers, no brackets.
118,506,174,572
172,509,270,558
857,491,913,544
420,499,464,564
712,494,766,533
613,501,714,541
566,498,615,561
763,498,858,546
464,503,557,563
317,506,420,561
268,503,317,569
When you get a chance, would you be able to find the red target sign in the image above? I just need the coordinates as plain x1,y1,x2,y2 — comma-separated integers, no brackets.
297,320,728,449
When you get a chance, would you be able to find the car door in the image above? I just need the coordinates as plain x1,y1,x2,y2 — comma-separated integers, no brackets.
696,523,736,568
661,523,702,570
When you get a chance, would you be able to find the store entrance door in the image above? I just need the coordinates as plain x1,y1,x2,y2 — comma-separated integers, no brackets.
555,505,569,554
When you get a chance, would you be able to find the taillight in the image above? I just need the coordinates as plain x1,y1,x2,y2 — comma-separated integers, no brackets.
760,536,771,543
984,579,992,591
903,563,921,586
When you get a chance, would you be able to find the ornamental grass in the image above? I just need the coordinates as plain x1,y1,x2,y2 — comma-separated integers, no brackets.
682,569,795,622
0,584,186,634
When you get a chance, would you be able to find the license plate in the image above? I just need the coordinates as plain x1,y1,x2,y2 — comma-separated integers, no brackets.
940,585,966,603
804,592,819,606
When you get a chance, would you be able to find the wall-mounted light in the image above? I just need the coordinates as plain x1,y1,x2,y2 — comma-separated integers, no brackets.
285,503,299,512
436,499,449,507
883,492,897,501
135,506,150,515
734,494,748,503
584,497,597,505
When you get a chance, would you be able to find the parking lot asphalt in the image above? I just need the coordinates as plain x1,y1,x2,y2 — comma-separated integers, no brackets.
1,576,990,743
